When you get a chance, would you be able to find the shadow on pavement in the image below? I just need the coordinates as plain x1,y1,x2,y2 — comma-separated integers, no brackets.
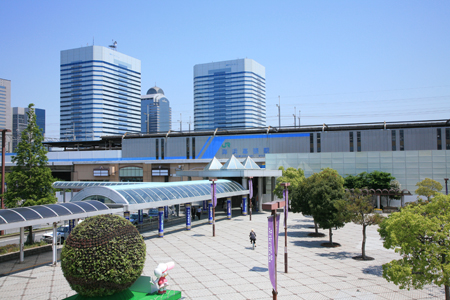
316,251,357,260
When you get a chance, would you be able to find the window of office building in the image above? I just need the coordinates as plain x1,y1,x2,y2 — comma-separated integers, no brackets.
349,132,354,152
392,130,396,151
437,128,442,150
161,138,165,159
156,139,159,160
120,167,143,182
357,131,361,152
400,130,404,151
446,128,450,150
317,133,321,153
192,138,196,159
186,138,190,159
310,133,314,153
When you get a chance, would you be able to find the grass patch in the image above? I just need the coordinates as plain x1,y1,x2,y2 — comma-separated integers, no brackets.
0,241,48,255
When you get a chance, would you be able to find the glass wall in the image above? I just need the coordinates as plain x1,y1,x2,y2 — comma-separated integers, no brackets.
266,150,450,193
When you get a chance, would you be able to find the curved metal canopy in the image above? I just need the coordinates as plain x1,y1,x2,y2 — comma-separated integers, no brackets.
69,179,248,211
53,181,147,189
0,200,120,231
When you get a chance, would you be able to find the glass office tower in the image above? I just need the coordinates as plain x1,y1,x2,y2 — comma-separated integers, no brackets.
60,46,141,140
194,58,266,131
13,107,45,152
141,86,172,133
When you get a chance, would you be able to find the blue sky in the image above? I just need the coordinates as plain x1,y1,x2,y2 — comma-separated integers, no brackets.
1,1,449,139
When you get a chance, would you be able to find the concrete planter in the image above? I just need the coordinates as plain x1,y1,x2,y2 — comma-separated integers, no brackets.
0,244,52,263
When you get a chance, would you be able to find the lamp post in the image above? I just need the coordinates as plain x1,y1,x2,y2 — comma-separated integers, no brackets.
445,178,449,195
1,129,11,236
210,178,217,237
281,182,290,273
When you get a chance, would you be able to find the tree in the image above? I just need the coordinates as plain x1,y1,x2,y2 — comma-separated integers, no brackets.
344,171,394,190
293,168,345,245
273,166,305,199
378,194,450,300
415,178,443,201
335,189,384,260
3,104,56,243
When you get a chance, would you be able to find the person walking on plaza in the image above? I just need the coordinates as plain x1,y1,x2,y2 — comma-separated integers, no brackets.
249,229,257,248
196,206,202,220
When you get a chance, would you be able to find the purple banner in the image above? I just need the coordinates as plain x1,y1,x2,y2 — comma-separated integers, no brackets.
211,183,217,207
283,189,289,228
268,213,280,292
249,178,253,199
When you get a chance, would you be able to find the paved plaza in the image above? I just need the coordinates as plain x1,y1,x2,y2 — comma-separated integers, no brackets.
0,210,445,300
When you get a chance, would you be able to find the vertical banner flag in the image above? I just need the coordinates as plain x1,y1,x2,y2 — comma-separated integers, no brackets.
211,182,217,207
249,178,253,199
283,189,289,227
268,213,280,292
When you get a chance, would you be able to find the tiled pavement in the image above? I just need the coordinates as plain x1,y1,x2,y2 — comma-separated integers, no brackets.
0,210,445,300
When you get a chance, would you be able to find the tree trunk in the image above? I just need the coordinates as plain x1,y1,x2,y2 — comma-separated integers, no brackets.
329,228,333,244
314,220,318,234
362,224,367,259
445,285,449,300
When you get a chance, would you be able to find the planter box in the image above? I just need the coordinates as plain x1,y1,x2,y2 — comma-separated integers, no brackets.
0,244,52,263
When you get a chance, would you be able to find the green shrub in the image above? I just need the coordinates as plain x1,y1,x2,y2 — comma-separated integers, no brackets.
61,214,146,297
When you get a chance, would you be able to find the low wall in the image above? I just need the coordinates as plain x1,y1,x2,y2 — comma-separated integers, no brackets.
0,244,52,263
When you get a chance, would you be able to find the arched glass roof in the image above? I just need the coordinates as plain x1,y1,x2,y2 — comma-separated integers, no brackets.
53,181,147,189
0,200,114,230
69,180,248,210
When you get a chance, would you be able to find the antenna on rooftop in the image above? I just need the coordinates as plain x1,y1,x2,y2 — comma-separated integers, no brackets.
109,40,117,51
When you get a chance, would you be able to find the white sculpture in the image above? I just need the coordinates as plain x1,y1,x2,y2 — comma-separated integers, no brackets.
150,261,175,294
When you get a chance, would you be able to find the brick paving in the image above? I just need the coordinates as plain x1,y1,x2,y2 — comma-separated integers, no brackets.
0,210,445,299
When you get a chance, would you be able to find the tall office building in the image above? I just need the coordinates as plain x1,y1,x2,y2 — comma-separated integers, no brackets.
141,86,172,133
193,58,266,131
13,107,45,152
60,45,141,140
0,79,12,152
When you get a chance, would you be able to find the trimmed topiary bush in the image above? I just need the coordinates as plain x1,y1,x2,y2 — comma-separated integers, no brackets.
61,214,146,297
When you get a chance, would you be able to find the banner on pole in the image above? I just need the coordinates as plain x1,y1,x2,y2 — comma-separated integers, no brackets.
268,213,280,292
211,183,217,207
249,178,253,199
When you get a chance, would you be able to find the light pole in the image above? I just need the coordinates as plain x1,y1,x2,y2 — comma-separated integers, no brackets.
298,110,301,127
1,129,11,236
276,96,281,129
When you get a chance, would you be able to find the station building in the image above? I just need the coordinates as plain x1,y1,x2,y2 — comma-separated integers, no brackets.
3,119,449,204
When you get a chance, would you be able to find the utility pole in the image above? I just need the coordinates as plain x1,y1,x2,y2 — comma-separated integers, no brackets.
298,110,301,127
188,116,192,133
177,113,182,132
293,106,296,127
276,96,281,129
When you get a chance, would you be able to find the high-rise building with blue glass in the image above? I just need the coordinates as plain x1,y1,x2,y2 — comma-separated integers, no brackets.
60,45,141,140
141,86,172,133
13,107,45,152
193,58,266,131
